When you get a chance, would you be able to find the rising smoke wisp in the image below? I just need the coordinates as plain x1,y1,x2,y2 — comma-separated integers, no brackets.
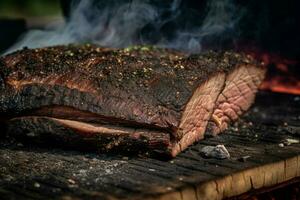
5,0,239,54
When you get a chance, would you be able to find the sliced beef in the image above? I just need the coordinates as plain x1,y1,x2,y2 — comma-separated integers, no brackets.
0,45,265,157
207,64,266,136
7,116,172,155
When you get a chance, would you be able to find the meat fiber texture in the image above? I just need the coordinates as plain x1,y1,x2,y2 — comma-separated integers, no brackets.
0,45,266,157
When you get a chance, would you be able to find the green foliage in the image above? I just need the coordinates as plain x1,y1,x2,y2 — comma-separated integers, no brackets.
0,0,61,18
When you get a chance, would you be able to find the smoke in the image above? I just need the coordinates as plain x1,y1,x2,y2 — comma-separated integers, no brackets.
5,0,240,54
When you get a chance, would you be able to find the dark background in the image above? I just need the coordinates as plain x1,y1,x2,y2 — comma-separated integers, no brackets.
0,0,299,60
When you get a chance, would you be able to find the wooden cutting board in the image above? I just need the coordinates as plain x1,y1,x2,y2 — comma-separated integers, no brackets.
0,92,299,200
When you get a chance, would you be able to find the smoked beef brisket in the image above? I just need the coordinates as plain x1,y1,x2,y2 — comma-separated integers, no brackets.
0,45,266,157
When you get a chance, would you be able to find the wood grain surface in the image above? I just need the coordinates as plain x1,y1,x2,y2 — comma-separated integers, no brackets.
0,92,299,200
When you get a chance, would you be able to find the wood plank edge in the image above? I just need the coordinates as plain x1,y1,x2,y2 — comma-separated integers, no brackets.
140,155,300,200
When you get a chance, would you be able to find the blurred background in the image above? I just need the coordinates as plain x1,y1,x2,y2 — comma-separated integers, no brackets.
0,0,299,95
0,0,62,53
0,0,299,57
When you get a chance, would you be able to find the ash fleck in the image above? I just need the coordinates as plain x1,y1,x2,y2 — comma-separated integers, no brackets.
34,182,40,188
166,187,173,191
67,179,76,185
200,145,230,159
238,155,251,162
105,169,112,174
283,138,300,146
278,143,284,147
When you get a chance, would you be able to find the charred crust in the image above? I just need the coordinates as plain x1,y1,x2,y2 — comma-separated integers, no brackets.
0,59,6,90
0,72,4,90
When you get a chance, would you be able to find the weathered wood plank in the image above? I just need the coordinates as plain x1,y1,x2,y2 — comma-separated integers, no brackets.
0,91,299,200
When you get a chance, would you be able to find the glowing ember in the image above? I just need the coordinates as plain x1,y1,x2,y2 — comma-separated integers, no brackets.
260,61,300,95
260,76,300,95
240,45,300,95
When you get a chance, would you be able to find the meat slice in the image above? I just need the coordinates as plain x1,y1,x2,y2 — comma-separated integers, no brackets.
0,45,265,157
171,73,225,155
7,116,172,155
207,64,266,136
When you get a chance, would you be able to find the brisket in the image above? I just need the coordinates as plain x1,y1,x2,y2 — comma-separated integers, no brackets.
0,45,266,157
